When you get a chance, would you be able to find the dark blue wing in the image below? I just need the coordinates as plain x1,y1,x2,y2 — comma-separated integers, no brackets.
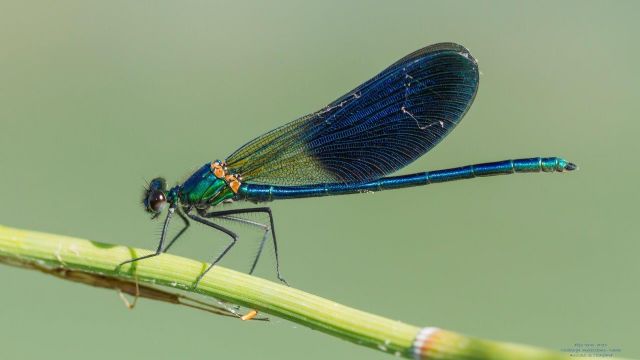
226,43,479,185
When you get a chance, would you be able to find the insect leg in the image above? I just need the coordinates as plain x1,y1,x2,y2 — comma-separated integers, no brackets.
187,214,238,289
118,203,176,269
162,207,190,253
202,207,287,285
214,214,269,276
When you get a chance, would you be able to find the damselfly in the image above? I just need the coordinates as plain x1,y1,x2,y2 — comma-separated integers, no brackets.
119,43,576,287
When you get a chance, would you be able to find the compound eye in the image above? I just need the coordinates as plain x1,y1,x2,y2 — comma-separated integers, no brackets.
148,190,167,212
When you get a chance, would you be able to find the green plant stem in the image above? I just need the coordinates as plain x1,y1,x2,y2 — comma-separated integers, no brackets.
0,225,627,360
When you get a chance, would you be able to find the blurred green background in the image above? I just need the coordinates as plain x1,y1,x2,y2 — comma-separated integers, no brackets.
1,1,637,359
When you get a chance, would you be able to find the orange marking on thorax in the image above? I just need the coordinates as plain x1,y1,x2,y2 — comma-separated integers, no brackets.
225,174,241,193
211,160,241,194
210,161,226,179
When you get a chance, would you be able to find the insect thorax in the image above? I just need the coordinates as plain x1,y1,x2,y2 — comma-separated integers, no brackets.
177,161,242,208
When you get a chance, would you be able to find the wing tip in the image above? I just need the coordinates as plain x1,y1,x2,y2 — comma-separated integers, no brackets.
429,42,478,67
393,42,479,75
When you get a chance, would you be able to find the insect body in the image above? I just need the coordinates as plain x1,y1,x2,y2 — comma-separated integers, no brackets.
120,43,576,288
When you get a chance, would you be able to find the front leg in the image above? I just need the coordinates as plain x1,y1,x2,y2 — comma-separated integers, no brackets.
162,207,190,253
118,203,176,269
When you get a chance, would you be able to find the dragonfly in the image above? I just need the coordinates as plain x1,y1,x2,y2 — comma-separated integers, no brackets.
119,43,576,288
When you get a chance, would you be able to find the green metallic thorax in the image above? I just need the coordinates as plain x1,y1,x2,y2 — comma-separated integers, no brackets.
176,163,236,209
